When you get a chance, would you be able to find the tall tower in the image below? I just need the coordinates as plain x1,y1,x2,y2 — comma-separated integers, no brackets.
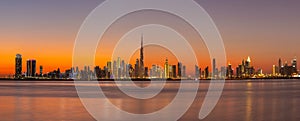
40,65,43,76
15,54,22,78
292,57,297,73
135,59,140,78
182,65,186,78
212,58,217,77
278,58,282,75
246,56,251,67
177,62,182,78
164,58,169,78
278,58,282,68
26,59,36,77
139,34,145,78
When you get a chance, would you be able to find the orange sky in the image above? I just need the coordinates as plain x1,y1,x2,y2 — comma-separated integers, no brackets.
1,0,300,76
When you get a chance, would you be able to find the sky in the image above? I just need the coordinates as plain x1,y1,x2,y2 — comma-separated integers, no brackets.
0,0,300,76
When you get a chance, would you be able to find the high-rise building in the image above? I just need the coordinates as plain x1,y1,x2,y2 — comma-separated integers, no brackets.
169,65,173,78
204,66,209,79
292,57,297,73
94,66,101,78
125,64,131,78
246,56,251,68
150,65,156,78
272,65,278,76
139,34,145,78
177,62,182,78
128,64,134,78
135,59,140,78
182,65,186,78
199,68,202,79
39,65,43,76
121,60,125,78
145,67,149,77
279,58,282,68
76,67,79,73
113,60,117,78
15,54,22,78
107,61,112,73
220,66,226,78
279,58,283,75
117,59,122,78
212,58,217,77
164,58,169,78
117,57,121,69
195,65,199,79
26,59,36,77
237,65,242,78
241,59,245,75
172,65,177,79
227,63,233,78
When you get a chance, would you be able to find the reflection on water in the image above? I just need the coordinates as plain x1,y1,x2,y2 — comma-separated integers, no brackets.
0,80,300,121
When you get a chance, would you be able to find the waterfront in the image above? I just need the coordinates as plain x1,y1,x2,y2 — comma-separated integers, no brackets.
0,80,300,121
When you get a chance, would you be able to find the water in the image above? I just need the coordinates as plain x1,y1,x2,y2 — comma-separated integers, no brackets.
0,80,299,121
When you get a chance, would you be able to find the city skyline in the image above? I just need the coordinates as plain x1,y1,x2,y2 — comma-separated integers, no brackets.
3,30,300,78
2,48,299,77
8,53,300,80
1,0,300,76
7,36,299,79
1,1,300,121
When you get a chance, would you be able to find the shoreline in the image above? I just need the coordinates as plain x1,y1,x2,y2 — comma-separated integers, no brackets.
0,77,299,81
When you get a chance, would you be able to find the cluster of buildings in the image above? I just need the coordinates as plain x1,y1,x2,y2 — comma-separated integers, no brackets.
65,58,187,80
12,35,299,80
193,56,299,80
272,58,298,77
66,36,188,80
13,36,188,80
15,54,40,79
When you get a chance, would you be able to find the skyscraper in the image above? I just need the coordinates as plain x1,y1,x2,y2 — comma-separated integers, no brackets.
121,60,125,78
212,58,217,77
135,59,140,78
227,63,233,78
39,65,43,77
169,65,173,78
113,60,117,78
164,58,169,78
279,58,283,75
204,66,209,79
279,58,282,68
15,54,22,78
139,34,145,78
117,57,121,68
292,57,297,74
145,67,149,77
177,62,182,78
292,57,297,68
246,56,251,67
245,56,255,77
26,59,36,77
172,65,177,78
107,61,112,78
182,65,186,78
195,65,199,79
272,65,277,76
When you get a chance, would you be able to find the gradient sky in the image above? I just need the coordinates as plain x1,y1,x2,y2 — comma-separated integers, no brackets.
0,0,300,76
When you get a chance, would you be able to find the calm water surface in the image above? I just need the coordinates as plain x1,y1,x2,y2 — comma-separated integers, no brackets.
0,80,299,121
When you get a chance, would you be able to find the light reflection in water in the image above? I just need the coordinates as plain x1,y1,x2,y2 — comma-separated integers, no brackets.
0,80,299,121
